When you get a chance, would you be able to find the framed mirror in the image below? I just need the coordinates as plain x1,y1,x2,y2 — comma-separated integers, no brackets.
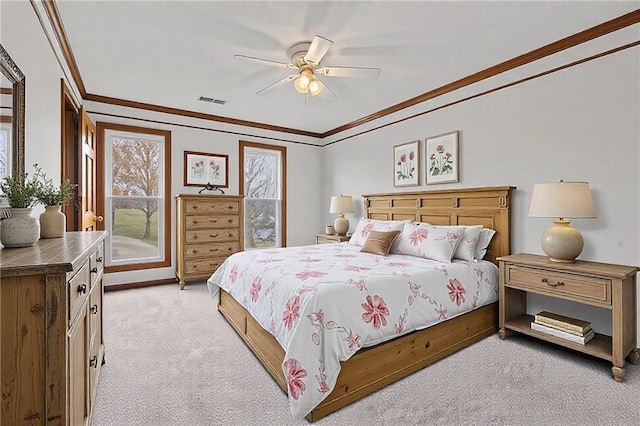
0,43,25,183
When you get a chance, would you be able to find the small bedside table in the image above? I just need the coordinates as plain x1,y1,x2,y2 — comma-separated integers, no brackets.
498,253,638,382
316,233,350,244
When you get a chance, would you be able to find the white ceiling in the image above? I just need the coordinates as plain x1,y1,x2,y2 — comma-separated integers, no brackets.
55,1,637,135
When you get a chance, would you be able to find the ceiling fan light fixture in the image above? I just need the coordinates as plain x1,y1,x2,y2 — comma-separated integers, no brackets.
294,76,309,93
299,69,313,87
308,78,322,96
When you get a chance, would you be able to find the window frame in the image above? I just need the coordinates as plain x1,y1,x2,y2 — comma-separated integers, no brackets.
96,122,171,273
239,140,287,248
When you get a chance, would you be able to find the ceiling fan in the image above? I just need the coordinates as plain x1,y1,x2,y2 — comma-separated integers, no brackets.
234,35,381,101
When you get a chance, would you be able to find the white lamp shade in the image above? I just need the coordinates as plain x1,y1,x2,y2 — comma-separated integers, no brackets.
528,182,596,219
329,195,354,214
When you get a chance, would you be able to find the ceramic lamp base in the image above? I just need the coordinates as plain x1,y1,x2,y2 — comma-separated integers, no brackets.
334,214,349,236
541,219,583,263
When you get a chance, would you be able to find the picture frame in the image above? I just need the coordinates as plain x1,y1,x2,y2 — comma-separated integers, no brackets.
425,131,459,185
393,140,420,187
183,150,229,188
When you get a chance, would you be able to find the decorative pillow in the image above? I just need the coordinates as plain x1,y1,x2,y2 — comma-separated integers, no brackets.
453,225,483,261
360,230,402,256
348,219,407,247
394,222,466,263
474,228,497,261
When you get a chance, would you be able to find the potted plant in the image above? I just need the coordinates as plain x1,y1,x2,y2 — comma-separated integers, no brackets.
0,168,42,247
34,165,77,238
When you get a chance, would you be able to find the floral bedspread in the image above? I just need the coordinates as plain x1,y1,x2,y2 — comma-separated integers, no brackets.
207,242,498,419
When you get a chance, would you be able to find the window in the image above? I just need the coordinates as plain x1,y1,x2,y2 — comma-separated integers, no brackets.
98,123,171,272
240,141,287,249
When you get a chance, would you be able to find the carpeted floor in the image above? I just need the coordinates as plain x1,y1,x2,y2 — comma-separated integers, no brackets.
91,282,639,426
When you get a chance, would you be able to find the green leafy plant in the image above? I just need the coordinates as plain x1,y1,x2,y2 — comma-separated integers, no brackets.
0,168,41,208
33,164,77,206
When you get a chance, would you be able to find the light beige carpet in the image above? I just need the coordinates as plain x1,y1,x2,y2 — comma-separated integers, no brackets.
92,282,639,426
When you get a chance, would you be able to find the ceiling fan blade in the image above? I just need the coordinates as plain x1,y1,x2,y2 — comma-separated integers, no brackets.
317,66,380,79
256,75,297,96
234,54,296,69
316,80,337,101
304,35,333,66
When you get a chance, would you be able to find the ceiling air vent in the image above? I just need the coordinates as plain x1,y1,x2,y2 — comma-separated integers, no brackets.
198,96,227,105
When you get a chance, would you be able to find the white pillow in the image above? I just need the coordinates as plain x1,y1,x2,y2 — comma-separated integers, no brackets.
348,219,408,247
474,228,497,261
394,222,466,263
453,225,483,261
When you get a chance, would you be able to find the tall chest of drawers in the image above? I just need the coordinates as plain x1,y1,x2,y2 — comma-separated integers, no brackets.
1,231,107,425
176,194,244,290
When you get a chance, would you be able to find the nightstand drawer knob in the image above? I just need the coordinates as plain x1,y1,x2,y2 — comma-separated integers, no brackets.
541,278,564,287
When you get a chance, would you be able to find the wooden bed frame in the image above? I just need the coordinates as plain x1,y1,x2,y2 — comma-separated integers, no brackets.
218,186,515,421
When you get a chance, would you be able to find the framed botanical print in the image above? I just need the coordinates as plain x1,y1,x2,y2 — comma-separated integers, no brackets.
183,150,229,188
393,140,420,187
425,131,459,185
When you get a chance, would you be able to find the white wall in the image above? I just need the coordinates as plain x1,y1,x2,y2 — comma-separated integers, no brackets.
321,35,640,340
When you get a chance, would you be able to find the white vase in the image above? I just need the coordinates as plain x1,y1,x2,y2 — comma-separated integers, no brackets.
40,205,66,238
0,208,40,248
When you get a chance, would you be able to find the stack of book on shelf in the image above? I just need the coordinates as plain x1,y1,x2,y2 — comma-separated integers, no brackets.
531,311,594,345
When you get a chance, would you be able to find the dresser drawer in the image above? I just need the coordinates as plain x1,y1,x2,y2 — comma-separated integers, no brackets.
186,228,239,244
184,242,240,259
68,260,91,323
185,199,239,215
185,215,239,229
184,257,228,275
505,264,611,305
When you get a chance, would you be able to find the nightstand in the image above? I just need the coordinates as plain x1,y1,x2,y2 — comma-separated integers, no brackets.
316,233,350,244
498,253,638,382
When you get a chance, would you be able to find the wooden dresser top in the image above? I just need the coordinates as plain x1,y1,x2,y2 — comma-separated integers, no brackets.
0,231,107,277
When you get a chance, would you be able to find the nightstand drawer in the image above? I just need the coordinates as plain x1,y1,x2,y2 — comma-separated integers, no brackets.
316,233,350,244
506,264,611,305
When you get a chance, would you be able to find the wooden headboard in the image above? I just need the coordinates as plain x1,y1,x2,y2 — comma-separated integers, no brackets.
363,186,515,264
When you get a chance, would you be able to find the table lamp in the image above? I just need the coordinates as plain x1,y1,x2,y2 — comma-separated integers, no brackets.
329,195,354,236
528,180,596,263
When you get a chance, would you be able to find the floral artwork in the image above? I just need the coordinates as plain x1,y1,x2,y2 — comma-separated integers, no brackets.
425,131,459,184
183,151,228,187
393,140,420,187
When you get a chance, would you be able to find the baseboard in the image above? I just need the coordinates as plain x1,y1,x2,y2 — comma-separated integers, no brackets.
104,278,178,292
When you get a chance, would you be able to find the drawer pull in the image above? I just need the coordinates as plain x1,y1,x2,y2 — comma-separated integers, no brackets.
90,267,98,274
77,283,87,294
210,219,218,223
89,356,98,368
97,257,103,263
228,205,233,209
91,304,98,314
209,248,218,252
541,278,564,287
192,205,198,210
210,233,219,238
